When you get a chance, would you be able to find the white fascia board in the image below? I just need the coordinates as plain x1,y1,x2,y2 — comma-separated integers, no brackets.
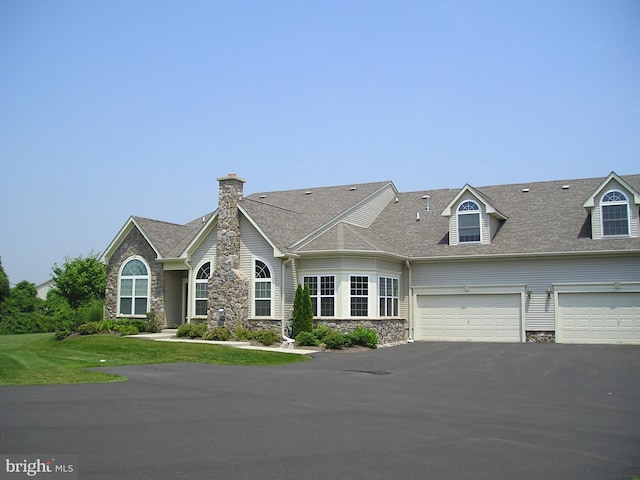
583,171,640,209
237,205,285,258
99,216,162,263
441,184,507,220
408,249,640,264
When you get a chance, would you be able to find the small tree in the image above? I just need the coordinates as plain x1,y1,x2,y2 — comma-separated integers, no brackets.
0,258,10,305
52,253,106,325
292,283,313,337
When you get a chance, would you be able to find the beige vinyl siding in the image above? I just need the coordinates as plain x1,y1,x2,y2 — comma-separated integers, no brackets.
341,184,398,228
164,271,186,327
411,255,640,331
188,225,217,319
592,179,639,239
240,216,282,319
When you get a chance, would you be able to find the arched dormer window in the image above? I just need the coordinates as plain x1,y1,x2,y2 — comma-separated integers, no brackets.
254,259,272,317
601,190,629,236
457,201,481,243
194,262,211,316
119,257,150,316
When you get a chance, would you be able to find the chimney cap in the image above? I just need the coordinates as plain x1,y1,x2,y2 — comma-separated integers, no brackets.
217,174,246,183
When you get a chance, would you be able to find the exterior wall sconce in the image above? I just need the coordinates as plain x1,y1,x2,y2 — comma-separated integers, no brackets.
526,287,532,299
547,287,553,298
218,308,226,325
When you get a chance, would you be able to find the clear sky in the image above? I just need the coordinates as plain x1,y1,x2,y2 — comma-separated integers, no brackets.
1,0,639,285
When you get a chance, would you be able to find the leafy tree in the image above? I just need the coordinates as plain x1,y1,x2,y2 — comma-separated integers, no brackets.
292,283,313,337
0,258,10,305
0,281,47,335
52,253,106,325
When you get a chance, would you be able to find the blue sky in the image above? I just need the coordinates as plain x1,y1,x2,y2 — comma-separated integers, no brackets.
1,0,639,285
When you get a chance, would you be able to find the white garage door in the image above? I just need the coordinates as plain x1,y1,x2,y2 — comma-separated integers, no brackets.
416,294,522,342
558,292,640,345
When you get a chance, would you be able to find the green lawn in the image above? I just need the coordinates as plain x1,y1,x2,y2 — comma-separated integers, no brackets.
0,333,308,386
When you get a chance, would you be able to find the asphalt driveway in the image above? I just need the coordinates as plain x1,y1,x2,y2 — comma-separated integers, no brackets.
1,342,639,480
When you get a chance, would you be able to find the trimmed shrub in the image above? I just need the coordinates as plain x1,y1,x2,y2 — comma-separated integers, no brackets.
295,331,319,346
312,325,330,343
54,329,71,341
203,327,232,341
234,325,252,341
292,284,313,337
77,322,101,335
146,311,159,333
176,324,194,338
116,324,139,336
323,330,351,350
256,329,281,346
348,326,378,349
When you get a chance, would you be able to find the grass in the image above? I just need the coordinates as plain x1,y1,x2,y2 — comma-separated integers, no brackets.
0,333,308,386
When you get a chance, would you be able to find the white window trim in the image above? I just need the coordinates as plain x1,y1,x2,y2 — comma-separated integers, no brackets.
600,190,630,237
117,255,151,318
303,274,336,318
193,261,211,318
253,258,273,318
457,200,482,244
349,274,370,318
378,276,399,317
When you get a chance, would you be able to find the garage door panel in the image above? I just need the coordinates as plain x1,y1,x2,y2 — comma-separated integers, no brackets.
558,293,640,345
416,294,521,343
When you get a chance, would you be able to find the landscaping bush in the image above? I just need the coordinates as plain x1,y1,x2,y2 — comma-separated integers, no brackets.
323,330,351,350
255,329,281,346
312,325,330,343
117,319,147,332
295,331,319,346
234,325,253,341
348,326,378,349
54,329,71,341
146,311,159,333
98,319,116,333
115,324,139,336
77,322,101,335
176,324,195,338
203,327,232,341
292,284,313,337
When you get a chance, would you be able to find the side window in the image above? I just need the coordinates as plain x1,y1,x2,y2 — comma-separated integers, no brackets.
119,258,149,316
379,276,398,317
350,275,369,317
194,262,211,316
601,190,629,236
254,260,272,317
457,201,481,243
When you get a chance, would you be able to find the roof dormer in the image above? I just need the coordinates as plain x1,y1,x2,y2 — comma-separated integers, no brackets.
583,171,640,239
441,185,507,246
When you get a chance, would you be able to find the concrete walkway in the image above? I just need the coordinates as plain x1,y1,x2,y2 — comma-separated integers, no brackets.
131,329,320,355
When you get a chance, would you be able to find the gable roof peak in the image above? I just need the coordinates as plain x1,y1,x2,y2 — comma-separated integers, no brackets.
441,184,507,219
582,171,640,209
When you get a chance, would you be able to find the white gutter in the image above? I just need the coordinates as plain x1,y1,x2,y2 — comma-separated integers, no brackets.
281,256,293,337
405,259,413,341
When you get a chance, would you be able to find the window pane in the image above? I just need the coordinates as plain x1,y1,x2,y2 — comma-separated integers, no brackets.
351,297,368,317
392,278,398,297
134,298,147,315
255,260,270,279
304,277,318,296
122,259,147,276
195,299,208,316
255,282,271,299
393,298,398,316
310,297,318,316
255,299,271,316
135,279,148,296
320,276,334,295
320,297,334,317
196,262,211,279
119,298,132,315
120,279,133,296
195,282,208,299
351,276,368,295
459,213,480,242
380,297,386,316
603,205,629,236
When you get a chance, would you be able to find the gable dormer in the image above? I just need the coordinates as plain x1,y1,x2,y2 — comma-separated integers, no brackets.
441,185,507,246
583,172,640,239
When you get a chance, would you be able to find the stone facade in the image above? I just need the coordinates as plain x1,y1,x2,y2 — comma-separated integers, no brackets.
526,331,556,343
314,319,407,346
104,228,166,329
208,175,249,332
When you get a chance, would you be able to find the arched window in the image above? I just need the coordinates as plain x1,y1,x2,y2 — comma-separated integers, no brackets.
254,259,271,317
457,201,481,243
194,262,211,316
601,190,629,236
119,258,149,316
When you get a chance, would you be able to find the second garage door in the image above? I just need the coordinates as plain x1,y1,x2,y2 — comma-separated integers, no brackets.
416,294,522,342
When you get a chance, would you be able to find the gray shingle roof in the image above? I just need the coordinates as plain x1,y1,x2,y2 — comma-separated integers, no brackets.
130,174,640,260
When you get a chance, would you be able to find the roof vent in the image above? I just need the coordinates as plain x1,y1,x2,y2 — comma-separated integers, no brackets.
349,187,357,191
423,194,431,211
304,191,312,195
259,194,266,199
522,188,530,193
562,185,570,190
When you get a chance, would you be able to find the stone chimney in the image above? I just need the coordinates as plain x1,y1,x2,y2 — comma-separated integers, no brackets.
209,174,249,330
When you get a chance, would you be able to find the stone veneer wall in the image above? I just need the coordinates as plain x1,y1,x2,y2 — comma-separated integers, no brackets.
104,228,166,329
209,175,249,332
314,319,407,346
526,331,556,343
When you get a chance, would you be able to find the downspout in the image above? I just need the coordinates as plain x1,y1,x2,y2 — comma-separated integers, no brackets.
281,256,293,337
185,259,192,325
405,259,413,341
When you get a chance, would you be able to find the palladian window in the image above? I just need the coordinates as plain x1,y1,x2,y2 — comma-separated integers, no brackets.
254,260,272,317
119,258,149,316
194,262,211,316
457,201,481,243
601,190,629,236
